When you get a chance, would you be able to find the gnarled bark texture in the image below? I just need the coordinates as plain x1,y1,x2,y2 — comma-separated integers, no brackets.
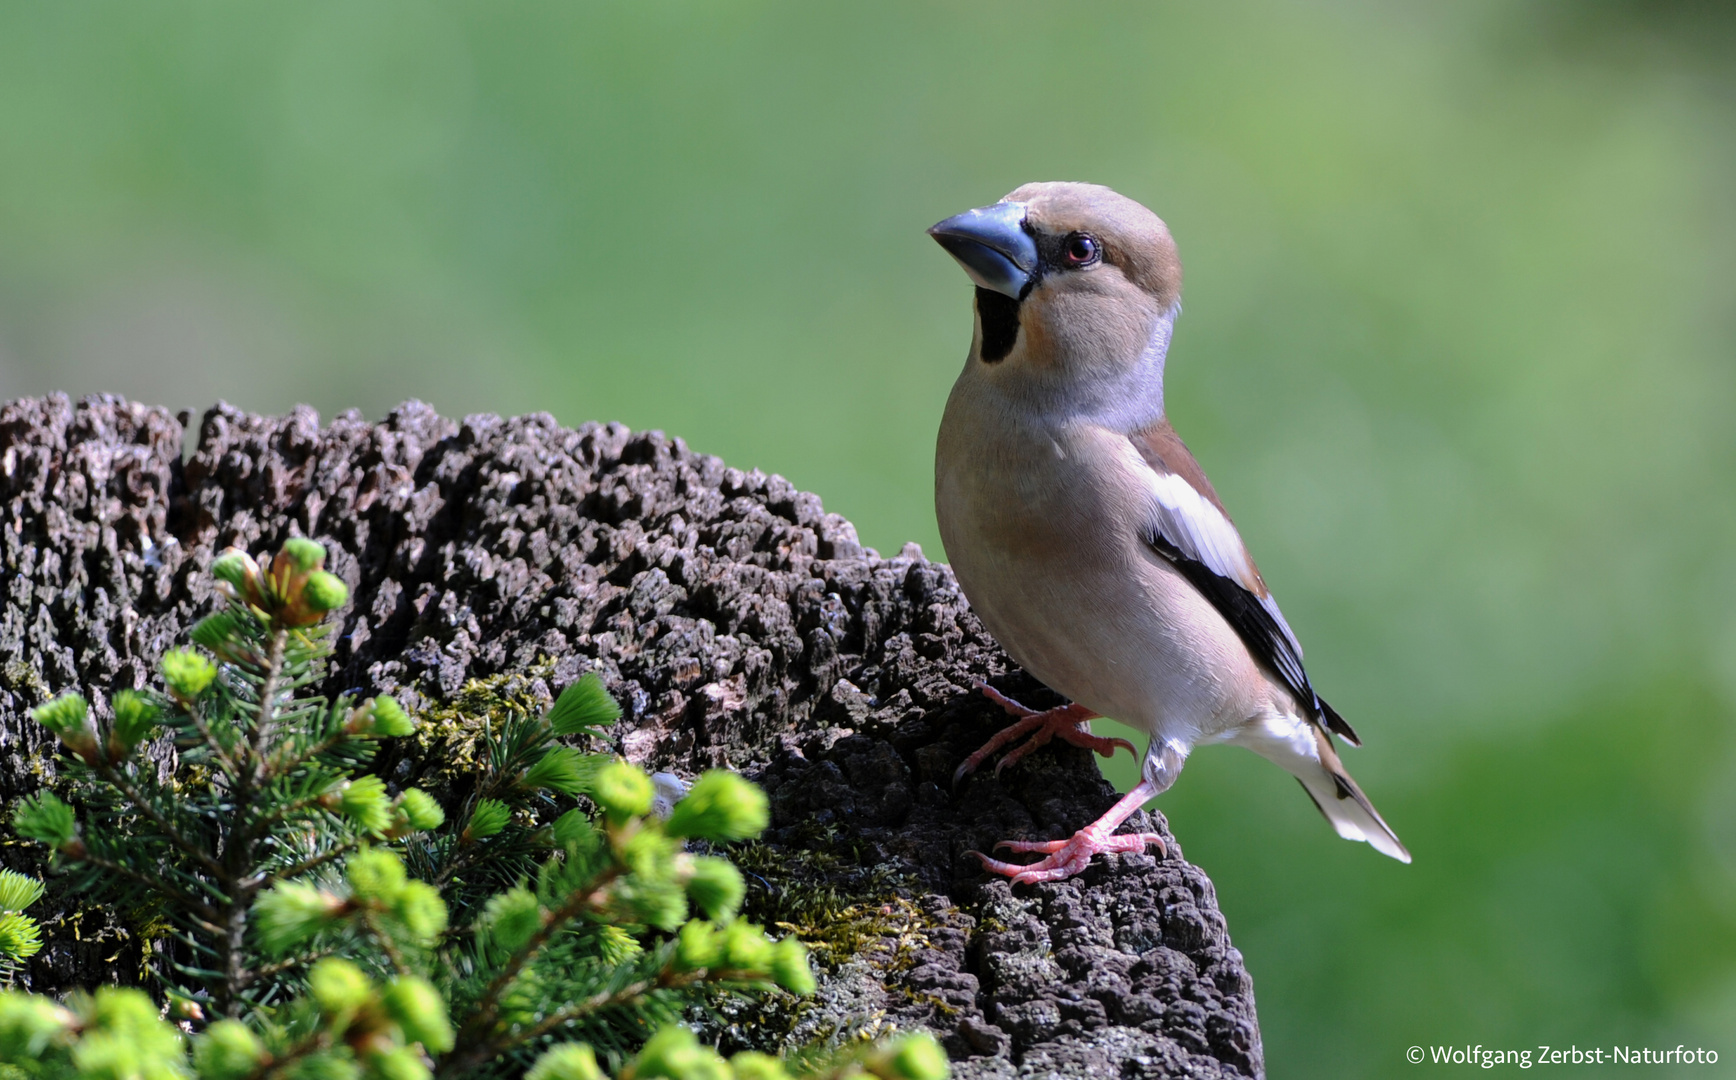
0,395,1264,1079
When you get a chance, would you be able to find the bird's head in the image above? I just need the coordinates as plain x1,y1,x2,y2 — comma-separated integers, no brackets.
929,182,1181,424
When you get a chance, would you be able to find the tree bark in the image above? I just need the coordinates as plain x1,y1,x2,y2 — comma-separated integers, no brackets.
0,394,1264,1079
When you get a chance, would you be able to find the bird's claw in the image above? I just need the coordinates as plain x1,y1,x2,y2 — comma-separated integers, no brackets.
973,830,1167,884
975,682,1038,718
1091,735,1139,759
954,686,1130,786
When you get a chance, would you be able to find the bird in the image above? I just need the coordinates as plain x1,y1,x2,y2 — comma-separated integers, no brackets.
928,182,1409,884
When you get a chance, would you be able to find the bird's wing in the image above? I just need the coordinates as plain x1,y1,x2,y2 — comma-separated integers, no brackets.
1128,420,1360,745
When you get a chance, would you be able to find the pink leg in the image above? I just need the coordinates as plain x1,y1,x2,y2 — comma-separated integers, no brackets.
969,778,1168,884
953,684,1136,785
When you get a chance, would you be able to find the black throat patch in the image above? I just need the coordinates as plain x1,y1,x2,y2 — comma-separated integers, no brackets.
975,287,1020,363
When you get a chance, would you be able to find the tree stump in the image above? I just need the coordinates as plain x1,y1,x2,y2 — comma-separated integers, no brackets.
0,395,1264,1079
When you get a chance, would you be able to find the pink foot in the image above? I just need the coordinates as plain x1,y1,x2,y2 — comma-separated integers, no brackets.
967,779,1168,885
971,832,1166,884
953,684,1135,785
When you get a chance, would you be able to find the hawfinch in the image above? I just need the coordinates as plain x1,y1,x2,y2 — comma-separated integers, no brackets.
930,182,1409,884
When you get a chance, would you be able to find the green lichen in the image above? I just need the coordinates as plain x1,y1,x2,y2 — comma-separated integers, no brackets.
0,660,48,704
710,827,963,1057
735,838,928,971
399,658,596,800
412,659,558,752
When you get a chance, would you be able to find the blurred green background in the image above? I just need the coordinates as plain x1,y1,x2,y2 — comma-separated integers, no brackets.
3,2,1733,1075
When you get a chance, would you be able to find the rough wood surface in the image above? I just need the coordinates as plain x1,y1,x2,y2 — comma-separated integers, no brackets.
0,395,1264,1079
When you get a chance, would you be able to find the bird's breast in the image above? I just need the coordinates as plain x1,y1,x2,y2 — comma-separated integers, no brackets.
935,397,1269,741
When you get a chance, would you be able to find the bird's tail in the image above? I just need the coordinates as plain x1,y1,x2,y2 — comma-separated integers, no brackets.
1292,728,1411,864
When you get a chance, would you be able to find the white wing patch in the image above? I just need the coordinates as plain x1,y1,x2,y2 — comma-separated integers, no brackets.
1141,464,1260,594
1124,440,1308,667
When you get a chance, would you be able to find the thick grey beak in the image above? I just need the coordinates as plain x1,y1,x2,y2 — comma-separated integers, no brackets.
928,201,1037,299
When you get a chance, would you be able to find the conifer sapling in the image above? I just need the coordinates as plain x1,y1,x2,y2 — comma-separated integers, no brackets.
2,539,949,1080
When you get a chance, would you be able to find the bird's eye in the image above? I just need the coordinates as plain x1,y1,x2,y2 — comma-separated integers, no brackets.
1064,233,1100,266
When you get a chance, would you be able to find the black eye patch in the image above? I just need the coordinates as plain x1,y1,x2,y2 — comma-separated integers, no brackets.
1036,230,1103,272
